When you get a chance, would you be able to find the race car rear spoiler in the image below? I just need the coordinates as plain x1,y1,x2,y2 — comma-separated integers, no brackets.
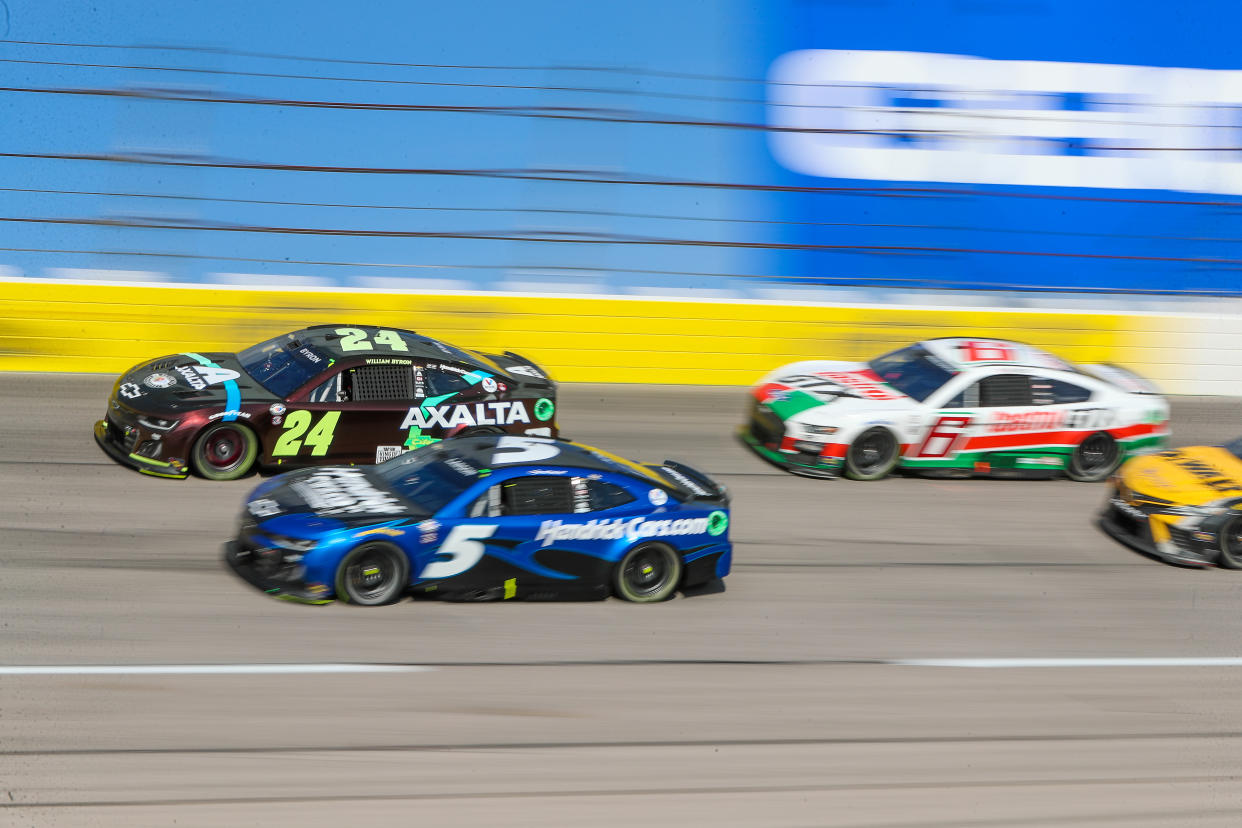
657,459,728,502
1080,363,1163,395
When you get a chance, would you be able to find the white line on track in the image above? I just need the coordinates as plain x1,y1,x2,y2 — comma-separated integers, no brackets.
893,657,1242,668
0,664,434,676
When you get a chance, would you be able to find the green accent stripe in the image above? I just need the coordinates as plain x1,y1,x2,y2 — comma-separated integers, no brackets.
129,453,172,467
767,390,825,419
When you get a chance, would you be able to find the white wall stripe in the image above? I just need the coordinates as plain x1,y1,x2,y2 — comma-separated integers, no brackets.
0,664,434,676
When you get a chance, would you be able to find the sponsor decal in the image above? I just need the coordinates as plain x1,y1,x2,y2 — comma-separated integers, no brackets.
990,410,1065,433
291,468,405,516
270,403,286,426
660,465,710,497
418,519,439,544
707,510,729,536
355,526,405,538
507,364,544,378
1065,408,1116,430
1016,456,1063,466
404,427,440,450
375,445,405,463
443,457,479,476
648,488,669,506
524,427,552,437
401,401,531,430
208,410,252,420
119,382,143,399
175,364,241,391
1169,453,1242,493
533,398,555,422
480,376,498,393
143,373,176,389
528,468,568,475
534,516,713,547
248,498,281,517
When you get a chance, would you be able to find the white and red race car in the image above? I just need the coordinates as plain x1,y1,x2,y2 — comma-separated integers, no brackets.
739,338,1169,480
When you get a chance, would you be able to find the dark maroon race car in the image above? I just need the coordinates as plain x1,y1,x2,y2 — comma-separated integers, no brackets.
94,325,557,479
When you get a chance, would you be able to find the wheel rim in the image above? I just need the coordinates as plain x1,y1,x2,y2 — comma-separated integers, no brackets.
1222,519,1242,563
1077,433,1118,474
623,548,672,597
346,550,396,602
205,429,244,469
852,431,893,475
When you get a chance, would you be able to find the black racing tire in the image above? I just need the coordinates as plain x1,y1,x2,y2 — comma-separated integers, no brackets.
1067,432,1121,482
613,543,682,603
843,427,900,481
191,423,259,481
335,543,410,606
1218,517,1242,570
457,426,504,439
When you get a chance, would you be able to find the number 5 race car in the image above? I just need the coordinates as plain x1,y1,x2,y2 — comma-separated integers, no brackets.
224,435,731,604
1100,438,1242,569
740,338,1169,481
94,325,557,480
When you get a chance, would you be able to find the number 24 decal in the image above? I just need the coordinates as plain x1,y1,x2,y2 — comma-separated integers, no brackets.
335,327,408,353
272,410,341,457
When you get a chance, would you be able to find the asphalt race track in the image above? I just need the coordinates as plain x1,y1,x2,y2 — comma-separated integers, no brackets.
4,374,1242,827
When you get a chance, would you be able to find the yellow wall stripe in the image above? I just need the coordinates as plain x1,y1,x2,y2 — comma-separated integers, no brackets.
0,280,1171,387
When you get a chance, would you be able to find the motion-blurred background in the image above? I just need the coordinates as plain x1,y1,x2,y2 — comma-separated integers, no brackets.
2,0,1239,390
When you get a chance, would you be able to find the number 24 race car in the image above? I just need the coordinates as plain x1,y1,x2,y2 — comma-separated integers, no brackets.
224,435,732,605
94,325,557,480
740,337,1169,481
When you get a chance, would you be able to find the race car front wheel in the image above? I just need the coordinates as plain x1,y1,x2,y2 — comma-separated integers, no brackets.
613,543,682,603
844,427,900,481
191,423,259,481
336,543,410,606
1067,432,1121,482
1218,517,1242,569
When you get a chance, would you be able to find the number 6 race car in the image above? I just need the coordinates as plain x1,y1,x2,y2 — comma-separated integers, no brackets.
740,338,1169,481
94,325,556,480
224,435,732,604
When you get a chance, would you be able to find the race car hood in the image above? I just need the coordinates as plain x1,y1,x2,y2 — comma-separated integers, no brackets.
1120,446,1242,506
246,466,413,526
754,361,918,422
116,352,278,413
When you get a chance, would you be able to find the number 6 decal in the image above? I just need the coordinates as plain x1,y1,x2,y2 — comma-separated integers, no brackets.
917,415,973,458
420,524,496,579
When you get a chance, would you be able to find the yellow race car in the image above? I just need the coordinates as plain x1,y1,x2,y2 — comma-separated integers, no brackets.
1100,438,1242,568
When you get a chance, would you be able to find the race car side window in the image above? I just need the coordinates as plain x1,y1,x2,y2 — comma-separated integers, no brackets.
978,374,1034,407
943,382,981,409
502,477,576,516
307,370,349,403
584,480,636,511
1031,376,1093,405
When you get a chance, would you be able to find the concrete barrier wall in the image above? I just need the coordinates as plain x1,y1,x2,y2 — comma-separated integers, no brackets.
3,279,1232,395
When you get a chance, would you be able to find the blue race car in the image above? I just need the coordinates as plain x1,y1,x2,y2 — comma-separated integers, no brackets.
224,435,731,605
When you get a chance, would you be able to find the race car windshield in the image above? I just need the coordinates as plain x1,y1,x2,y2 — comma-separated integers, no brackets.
238,335,329,398
373,446,481,515
1225,436,1242,460
867,345,957,402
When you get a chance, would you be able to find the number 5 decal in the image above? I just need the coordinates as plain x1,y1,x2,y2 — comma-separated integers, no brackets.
420,524,496,579
491,435,560,465
917,415,973,458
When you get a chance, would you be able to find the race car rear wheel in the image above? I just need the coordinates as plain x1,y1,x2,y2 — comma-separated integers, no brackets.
336,543,409,606
1217,517,1242,569
613,543,682,603
1067,432,1121,482
191,423,259,481
844,427,900,481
